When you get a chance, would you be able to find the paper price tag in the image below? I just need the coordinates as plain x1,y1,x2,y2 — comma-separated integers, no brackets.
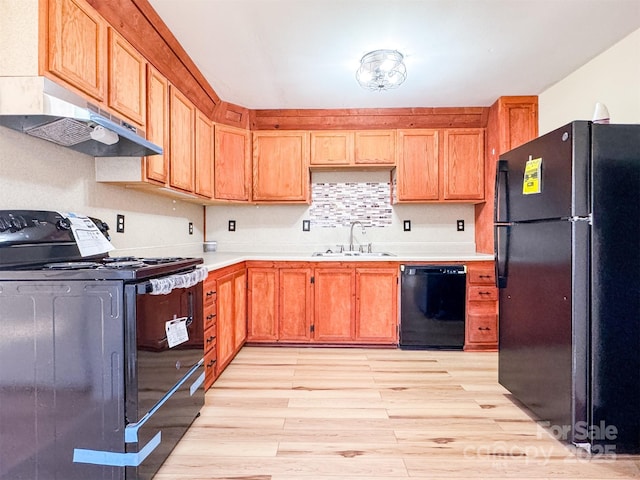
165,316,189,348
523,157,542,195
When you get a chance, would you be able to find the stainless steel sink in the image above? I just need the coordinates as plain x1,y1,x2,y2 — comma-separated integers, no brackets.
312,251,396,257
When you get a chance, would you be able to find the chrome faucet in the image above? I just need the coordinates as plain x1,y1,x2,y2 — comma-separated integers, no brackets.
349,221,366,251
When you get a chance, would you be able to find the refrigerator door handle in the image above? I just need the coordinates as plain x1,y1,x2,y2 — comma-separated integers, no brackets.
494,224,509,288
494,160,510,223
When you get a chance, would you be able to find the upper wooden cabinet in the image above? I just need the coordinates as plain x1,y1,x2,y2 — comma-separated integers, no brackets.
195,110,214,198
395,129,440,201
145,64,169,185
442,129,485,201
252,131,310,203
310,130,396,167
214,124,251,201
107,28,146,126
169,86,195,193
47,0,107,101
394,128,485,203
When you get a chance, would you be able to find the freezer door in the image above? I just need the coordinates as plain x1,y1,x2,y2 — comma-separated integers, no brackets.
498,220,588,441
497,121,590,222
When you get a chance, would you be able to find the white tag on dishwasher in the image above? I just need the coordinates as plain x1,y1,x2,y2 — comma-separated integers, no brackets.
165,316,189,348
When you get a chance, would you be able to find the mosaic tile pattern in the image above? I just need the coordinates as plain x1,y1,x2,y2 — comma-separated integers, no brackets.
310,181,392,227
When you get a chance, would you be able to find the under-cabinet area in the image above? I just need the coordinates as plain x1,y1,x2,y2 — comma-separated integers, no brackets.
202,258,498,388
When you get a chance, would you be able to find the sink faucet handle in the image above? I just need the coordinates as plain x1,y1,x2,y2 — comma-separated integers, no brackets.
338,244,344,253
367,242,372,253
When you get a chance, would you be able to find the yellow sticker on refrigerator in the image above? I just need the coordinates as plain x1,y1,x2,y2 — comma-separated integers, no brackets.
523,157,542,195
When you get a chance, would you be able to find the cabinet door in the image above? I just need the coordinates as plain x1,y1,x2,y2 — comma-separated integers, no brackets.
313,268,355,342
216,273,234,369
233,270,247,351
355,268,398,344
396,129,440,201
443,129,485,201
145,65,168,185
107,28,146,126
195,110,214,198
169,86,195,192
354,130,396,165
247,268,278,342
279,268,312,342
47,0,106,101
214,124,251,201
310,131,353,166
252,131,310,202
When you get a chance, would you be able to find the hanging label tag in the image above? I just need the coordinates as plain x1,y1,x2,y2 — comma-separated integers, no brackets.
165,317,189,348
523,157,542,195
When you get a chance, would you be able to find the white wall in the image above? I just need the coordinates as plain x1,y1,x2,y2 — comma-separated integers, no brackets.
0,127,204,256
539,28,640,134
205,171,477,254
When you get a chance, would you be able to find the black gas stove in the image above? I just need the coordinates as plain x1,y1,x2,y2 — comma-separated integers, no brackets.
0,210,203,281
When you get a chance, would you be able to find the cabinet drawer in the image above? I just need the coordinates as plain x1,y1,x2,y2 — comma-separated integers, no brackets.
204,304,217,331
204,325,217,354
467,313,498,343
203,282,216,307
468,267,495,284
204,347,217,390
467,286,498,301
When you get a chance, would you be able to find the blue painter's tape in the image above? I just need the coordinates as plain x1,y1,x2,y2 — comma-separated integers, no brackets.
125,358,204,443
73,431,161,467
190,371,205,396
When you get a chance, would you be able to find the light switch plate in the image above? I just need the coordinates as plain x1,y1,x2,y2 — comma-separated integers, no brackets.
302,220,310,232
403,220,411,231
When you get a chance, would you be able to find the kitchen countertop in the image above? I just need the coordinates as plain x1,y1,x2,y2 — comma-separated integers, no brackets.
199,251,494,271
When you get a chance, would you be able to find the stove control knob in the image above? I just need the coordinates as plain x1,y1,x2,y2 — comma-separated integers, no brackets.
10,216,27,232
56,218,72,231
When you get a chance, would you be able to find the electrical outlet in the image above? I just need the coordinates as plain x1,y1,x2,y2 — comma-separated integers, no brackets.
228,220,236,232
403,220,411,232
189,222,193,235
116,214,125,233
302,220,310,232
457,219,465,231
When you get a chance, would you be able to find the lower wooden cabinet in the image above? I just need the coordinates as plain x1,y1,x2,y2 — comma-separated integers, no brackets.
247,262,398,346
464,262,498,351
215,263,247,373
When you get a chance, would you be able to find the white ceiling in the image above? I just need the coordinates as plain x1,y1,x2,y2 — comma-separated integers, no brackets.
147,0,640,110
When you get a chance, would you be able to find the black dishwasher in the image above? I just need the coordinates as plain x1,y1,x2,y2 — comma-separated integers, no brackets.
400,265,466,349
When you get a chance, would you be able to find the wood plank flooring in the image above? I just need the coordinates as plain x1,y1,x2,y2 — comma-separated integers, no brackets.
156,347,640,479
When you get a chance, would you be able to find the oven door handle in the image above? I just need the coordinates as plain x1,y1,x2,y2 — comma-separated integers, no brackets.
140,266,208,295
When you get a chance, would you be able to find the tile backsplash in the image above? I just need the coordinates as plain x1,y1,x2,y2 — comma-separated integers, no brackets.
310,180,392,227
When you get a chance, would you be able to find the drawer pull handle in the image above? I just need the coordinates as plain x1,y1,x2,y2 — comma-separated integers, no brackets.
206,314,215,320
479,275,492,279
206,291,215,297
206,336,216,344
478,327,491,331
206,359,216,368
478,291,492,295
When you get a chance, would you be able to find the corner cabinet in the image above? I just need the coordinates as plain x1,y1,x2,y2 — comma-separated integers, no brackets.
252,131,310,203
214,124,252,201
464,262,498,351
394,128,485,203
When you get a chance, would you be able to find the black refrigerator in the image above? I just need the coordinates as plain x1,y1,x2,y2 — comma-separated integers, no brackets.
495,121,640,454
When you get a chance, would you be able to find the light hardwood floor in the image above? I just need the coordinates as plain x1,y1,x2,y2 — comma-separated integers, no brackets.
157,347,640,479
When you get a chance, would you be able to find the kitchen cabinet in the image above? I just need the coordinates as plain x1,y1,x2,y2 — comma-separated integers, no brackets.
442,129,484,201
464,262,498,351
107,28,146,126
203,274,217,390
214,124,251,201
355,267,398,343
169,86,195,192
46,0,107,102
394,128,484,202
310,130,396,167
195,110,214,198
216,263,247,372
144,64,169,185
247,263,313,343
252,131,310,203
313,268,355,342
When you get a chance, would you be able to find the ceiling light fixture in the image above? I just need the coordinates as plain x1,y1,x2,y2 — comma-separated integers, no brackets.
356,49,407,91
